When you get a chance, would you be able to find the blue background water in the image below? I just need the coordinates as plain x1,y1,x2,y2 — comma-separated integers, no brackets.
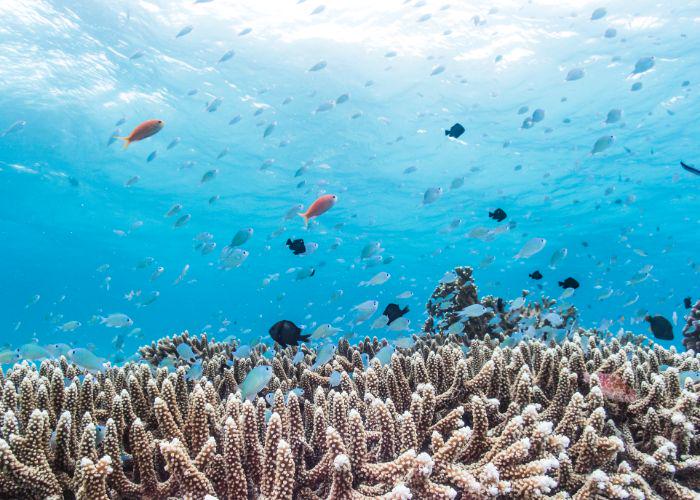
1,0,698,359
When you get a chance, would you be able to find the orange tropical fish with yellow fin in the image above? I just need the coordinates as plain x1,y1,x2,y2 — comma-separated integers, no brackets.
116,119,164,149
299,194,337,227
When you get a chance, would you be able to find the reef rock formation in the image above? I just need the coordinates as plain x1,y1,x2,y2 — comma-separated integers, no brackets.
683,299,700,353
423,266,491,339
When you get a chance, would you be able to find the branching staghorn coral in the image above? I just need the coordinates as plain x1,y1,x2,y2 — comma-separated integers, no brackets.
0,272,698,499
0,330,698,498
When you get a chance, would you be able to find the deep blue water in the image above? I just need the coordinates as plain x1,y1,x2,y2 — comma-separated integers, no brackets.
1,0,698,360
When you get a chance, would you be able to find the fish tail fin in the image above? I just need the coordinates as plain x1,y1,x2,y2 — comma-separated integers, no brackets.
402,307,410,314
488,211,493,217
557,281,563,287
116,137,131,149
444,130,449,136
299,334,311,342
286,238,292,245
298,212,309,227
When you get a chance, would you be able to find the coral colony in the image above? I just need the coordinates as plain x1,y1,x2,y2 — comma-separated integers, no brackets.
0,268,698,499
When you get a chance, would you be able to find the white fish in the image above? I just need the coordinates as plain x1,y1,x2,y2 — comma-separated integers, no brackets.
20,344,50,360
373,345,395,365
239,366,273,401
173,264,190,285
605,109,622,124
205,97,223,113
294,266,315,280
439,271,457,284
292,350,304,365
510,297,526,310
328,371,341,387
310,324,342,340
396,291,413,299
0,120,26,137
626,270,651,286
672,311,678,326
218,49,235,63
467,226,492,241
590,7,606,20
263,122,276,138
632,56,655,75
623,294,640,307
100,313,133,328
548,248,568,269
176,343,197,363
26,294,41,308
591,135,614,154
308,60,327,72
352,300,378,324
68,348,107,372
359,272,390,287
230,228,254,247
301,242,318,255
514,238,547,259
388,317,410,331
0,350,21,364
285,204,304,220
394,336,415,348
565,68,585,81
220,248,249,270
446,322,465,334
60,320,81,332
479,255,495,268
423,187,443,204
371,315,389,329
559,288,575,300
458,304,490,319
361,242,382,259
315,101,335,113
150,266,164,281
597,289,614,301
176,25,193,38
542,313,563,327
312,344,336,369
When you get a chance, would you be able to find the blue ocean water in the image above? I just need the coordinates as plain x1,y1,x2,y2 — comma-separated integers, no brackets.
1,0,698,360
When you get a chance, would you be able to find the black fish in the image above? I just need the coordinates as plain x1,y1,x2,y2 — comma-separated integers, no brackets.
681,161,700,176
558,277,580,289
269,320,310,348
496,297,505,313
489,208,507,222
645,315,674,341
383,303,409,325
286,238,306,255
445,123,465,139
529,270,543,280
684,297,692,309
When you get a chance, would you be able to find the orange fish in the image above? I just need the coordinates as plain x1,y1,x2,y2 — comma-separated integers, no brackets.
299,194,337,226
117,119,165,149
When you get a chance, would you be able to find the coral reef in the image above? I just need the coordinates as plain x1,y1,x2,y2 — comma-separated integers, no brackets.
0,268,698,499
0,332,698,498
683,299,700,353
